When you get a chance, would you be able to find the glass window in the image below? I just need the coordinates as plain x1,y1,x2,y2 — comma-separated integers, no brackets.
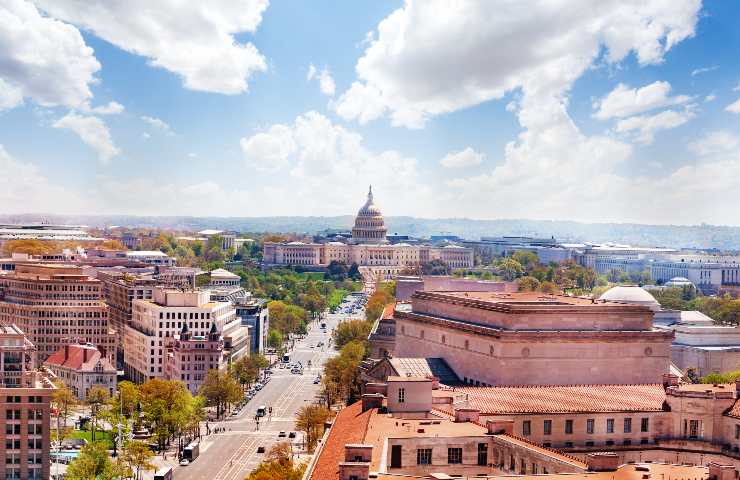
398,388,405,403
565,419,573,434
606,418,614,434
586,418,595,434
624,418,632,433
642,417,650,433
522,420,531,436
417,448,432,465
543,420,552,435
448,448,462,464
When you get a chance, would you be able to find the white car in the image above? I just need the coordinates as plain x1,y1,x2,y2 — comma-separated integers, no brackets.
179,459,190,466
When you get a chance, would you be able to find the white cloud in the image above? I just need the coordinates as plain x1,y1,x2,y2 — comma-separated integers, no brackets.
141,132,150,140
440,147,485,168
306,64,317,81
0,78,23,111
306,64,336,96
688,130,740,157
615,108,696,144
0,145,84,213
691,65,718,76
335,0,701,128
82,101,124,115
239,111,433,215
0,0,100,109
726,99,740,114
733,83,740,92
187,152,197,158
593,81,691,120
33,0,269,95
704,94,716,102
318,69,336,96
240,124,297,172
141,115,173,134
53,112,120,163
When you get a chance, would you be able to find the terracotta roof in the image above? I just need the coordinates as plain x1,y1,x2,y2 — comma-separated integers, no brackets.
44,344,115,373
381,302,395,320
309,401,372,480
439,384,667,414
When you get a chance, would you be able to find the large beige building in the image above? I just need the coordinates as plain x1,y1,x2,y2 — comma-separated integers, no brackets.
391,290,673,387
0,325,55,480
263,187,474,276
0,264,117,362
123,287,241,383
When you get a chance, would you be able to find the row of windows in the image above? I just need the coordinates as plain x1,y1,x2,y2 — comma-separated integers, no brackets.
5,396,43,404
5,439,43,450
523,417,649,436
158,312,211,320
4,424,43,435
5,409,43,420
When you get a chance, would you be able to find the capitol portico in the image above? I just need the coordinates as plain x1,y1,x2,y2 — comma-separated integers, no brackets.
262,187,474,276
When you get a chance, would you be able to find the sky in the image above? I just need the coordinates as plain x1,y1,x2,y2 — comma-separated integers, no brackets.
1,0,740,225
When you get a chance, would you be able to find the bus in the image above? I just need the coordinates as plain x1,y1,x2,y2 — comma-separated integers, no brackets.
256,405,266,417
154,467,173,480
183,442,199,462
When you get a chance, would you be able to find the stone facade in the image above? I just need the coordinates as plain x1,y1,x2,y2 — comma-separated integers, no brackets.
393,291,673,386
0,264,117,362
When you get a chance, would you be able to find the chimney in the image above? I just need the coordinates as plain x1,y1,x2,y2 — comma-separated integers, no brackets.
64,345,70,361
662,373,679,388
362,393,384,412
586,452,620,472
454,408,480,423
83,347,89,363
486,419,514,435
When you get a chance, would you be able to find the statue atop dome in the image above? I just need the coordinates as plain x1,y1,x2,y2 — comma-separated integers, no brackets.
351,185,388,244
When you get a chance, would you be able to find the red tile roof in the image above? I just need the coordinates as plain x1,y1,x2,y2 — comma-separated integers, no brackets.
438,384,667,414
43,344,114,372
309,401,372,480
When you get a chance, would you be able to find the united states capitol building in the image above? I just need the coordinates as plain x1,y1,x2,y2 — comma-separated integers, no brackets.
263,187,473,277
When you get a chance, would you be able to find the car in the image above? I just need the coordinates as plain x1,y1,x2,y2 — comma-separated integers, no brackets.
313,377,320,384
254,384,263,391
288,432,296,439
231,410,240,416
264,369,273,375
257,446,265,453
179,459,190,466
278,431,287,437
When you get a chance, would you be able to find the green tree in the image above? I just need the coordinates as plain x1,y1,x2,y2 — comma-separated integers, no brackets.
66,441,130,480
266,329,284,351
87,386,111,442
332,320,372,349
323,341,366,404
139,379,198,453
246,442,306,480
295,405,332,453
198,369,243,418
121,440,156,480
52,379,77,439
512,251,539,271
499,258,524,281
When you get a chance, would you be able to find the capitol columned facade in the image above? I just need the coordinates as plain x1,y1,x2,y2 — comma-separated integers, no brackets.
263,187,474,276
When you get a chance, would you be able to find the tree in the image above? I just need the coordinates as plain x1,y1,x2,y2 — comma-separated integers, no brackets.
52,379,77,438
512,251,539,271
347,262,362,280
296,405,332,452
87,386,111,442
199,369,243,418
121,440,156,480
322,341,366,405
499,258,524,281
66,441,130,480
325,260,349,281
246,442,306,480
517,276,541,292
266,329,284,351
139,379,199,454
332,320,372,349
421,259,450,275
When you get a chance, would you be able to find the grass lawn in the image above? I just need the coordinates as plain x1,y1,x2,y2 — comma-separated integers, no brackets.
70,429,115,449
298,271,325,281
328,289,349,310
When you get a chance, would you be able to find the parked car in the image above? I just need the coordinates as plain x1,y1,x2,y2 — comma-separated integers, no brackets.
288,432,296,439
179,459,190,466
278,431,287,438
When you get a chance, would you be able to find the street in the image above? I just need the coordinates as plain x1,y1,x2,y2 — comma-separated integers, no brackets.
167,303,364,480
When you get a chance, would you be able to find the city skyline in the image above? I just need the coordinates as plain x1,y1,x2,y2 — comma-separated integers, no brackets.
2,0,740,225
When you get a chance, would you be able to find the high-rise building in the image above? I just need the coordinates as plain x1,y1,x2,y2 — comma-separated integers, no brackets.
0,325,55,480
123,287,240,383
96,270,156,367
0,264,116,362
166,322,223,395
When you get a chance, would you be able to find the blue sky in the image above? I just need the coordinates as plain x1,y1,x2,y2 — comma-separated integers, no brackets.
1,0,740,225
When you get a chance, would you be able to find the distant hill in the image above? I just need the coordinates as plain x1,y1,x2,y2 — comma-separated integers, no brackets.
2,213,740,250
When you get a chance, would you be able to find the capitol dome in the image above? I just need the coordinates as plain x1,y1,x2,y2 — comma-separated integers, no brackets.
351,186,388,244
599,285,661,312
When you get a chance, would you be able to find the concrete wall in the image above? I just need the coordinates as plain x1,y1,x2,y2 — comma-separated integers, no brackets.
395,318,671,386
387,379,432,413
